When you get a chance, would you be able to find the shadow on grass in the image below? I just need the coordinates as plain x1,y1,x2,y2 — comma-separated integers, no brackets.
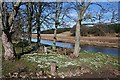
16,46,37,59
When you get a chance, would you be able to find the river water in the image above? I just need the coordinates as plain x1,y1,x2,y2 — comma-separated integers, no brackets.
32,38,120,56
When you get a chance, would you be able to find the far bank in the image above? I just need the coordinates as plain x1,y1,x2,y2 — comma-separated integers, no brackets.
32,34,119,48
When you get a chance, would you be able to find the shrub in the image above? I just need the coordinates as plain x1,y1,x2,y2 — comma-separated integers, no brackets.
16,40,29,47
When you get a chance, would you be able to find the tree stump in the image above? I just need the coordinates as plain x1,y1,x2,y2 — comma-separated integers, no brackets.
64,49,67,55
44,46,47,54
50,62,57,76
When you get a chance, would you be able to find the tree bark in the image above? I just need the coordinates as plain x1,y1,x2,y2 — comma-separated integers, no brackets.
28,24,32,44
73,21,81,57
27,3,33,44
53,26,57,50
73,0,91,58
35,3,42,48
53,2,59,51
1,2,21,60
37,25,40,47
36,16,41,48
1,32,15,60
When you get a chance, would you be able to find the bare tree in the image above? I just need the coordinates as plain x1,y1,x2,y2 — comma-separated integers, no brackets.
1,2,21,60
52,2,71,50
33,2,54,48
73,0,91,57
34,3,41,47
53,2,60,50
26,2,34,44
0,1,2,36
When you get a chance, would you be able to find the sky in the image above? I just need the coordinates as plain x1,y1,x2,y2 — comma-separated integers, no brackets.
47,2,118,31
4,1,119,32
58,2,119,28
1,0,120,2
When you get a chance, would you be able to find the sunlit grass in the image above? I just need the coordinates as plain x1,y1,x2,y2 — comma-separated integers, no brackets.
22,51,120,72
2,43,120,77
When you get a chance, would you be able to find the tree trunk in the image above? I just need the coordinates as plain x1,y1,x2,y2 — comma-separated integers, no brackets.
53,26,57,50
73,21,81,57
1,32,15,60
27,3,33,44
50,62,57,76
1,2,21,60
28,23,32,44
37,27,40,47
73,0,90,58
36,13,41,48
53,2,59,51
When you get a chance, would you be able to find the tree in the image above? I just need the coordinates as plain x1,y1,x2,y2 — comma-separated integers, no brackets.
26,2,34,44
12,10,25,41
33,2,54,48
73,0,91,57
52,2,70,50
0,11,2,36
1,2,21,60
53,2,60,50
34,2,45,48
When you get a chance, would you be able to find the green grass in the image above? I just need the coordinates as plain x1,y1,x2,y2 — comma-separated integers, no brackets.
79,51,120,70
2,49,120,77
2,41,120,77
2,59,40,76
2,41,38,76
22,51,120,72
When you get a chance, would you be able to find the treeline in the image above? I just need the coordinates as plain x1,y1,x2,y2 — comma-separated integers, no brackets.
70,24,120,36
40,28,71,34
38,24,120,36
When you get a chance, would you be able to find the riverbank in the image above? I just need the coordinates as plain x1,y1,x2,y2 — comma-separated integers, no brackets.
32,34,119,48
2,48,120,78
1,39,120,78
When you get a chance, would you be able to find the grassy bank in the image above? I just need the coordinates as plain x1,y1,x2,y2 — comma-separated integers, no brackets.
1,40,120,78
2,47,120,78
22,51,119,70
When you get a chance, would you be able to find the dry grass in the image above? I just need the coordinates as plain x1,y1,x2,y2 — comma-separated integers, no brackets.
32,34,119,48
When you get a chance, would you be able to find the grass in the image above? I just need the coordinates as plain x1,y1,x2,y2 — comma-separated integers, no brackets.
2,59,40,76
2,41,39,77
1,41,120,78
79,51,120,70
22,50,120,72
2,50,120,78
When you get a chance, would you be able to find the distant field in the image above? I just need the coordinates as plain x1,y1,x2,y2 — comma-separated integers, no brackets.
40,28,71,34
32,33,119,48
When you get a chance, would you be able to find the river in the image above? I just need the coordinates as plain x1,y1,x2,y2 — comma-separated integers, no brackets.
32,38,120,56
